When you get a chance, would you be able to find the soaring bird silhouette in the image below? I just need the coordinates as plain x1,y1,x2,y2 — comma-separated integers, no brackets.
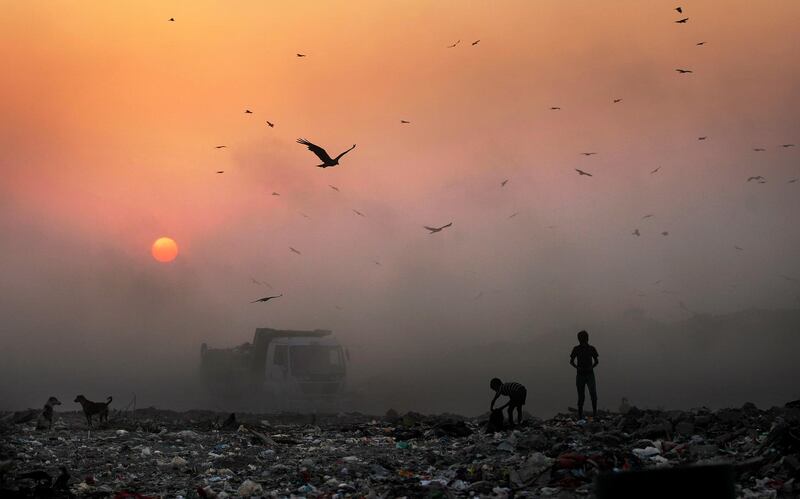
789,178,798,184
299,212,311,219
550,106,561,110
328,184,340,192
289,247,301,255
501,179,509,187
781,144,795,148
271,192,280,196
642,214,654,219
216,170,224,174
675,68,693,73
632,229,641,237
168,18,175,22
267,121,275,128
651,166,661,174
747,176,765,182
215,145,227,149
661,231,670,236
675,17,689,23
734,245,744,251
447,40,460,48
472,40,480,46
251,294,283,304
696,41,706,45
296,53,306,57
613,98,622,103
352,209,365,217
575,169,593,176
675,7,683,13
753,148,766,152
297,138,356,168
508,212,519,219
400,120,411,124
424,222,453,234
244,109,253,114
581,152,597,156
698,136,707,140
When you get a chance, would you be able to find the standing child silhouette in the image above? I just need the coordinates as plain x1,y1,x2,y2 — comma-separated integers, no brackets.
570,330,599,419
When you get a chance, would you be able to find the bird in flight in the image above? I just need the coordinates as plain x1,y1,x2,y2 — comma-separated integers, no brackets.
581,152,597,156
632,229,641,237
424,222,453,234
447,40,460,48
508,212,519,219
642,214,654,219
299,212,311,219
215,145,227,149
297,138,356,168
289,247,301,255
251,277,272,288
244,109,253,114
675,7,683,13
651,166,661,174
747,176,766,182
271,192,280,196
575,169,593,176
216,171,224,174
675,18,689,23
501,179,509,187
661,231,670,236
550,106,561,110
675,69,693,74
613,98,622,103
698,136,707,140
696,41,706,46
168,18,175,22
251,294,283,304
789,178,798,184
753,148,766,152
328,184,340,192
296,53,306,57
472,40,480,46
781,144,795,148
400,120,411,124
352,209,365,217
734,245,744,251
267,121,275,128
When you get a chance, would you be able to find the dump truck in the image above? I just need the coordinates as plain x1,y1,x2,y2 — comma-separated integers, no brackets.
200,328,349,410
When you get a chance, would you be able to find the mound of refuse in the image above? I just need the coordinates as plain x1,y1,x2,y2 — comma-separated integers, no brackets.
1,402,798,497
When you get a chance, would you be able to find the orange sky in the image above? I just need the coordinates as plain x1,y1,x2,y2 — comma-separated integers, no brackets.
1,0,799,328
2,0,800,413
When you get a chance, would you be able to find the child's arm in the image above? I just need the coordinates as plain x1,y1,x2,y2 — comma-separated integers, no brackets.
569,348,578,368
592,347,599,367
490,392,500,410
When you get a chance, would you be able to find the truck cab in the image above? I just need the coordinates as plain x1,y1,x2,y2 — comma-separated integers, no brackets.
200,327,349,410
265,334,347,399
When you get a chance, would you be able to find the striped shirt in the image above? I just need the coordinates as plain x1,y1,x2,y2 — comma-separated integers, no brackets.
498,382,526,397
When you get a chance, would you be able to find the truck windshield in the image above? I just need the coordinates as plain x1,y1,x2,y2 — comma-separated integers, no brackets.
290,345,344,375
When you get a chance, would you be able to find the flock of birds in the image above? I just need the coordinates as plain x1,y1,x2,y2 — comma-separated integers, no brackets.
166,7,798,306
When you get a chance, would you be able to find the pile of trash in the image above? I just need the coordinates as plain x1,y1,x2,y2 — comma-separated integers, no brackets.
1,401,798,497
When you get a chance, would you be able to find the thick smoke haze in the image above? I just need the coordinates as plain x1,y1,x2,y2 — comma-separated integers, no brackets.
1,1,799,416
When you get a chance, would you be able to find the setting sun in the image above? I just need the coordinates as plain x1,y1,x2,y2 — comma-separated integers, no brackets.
151,237,178,263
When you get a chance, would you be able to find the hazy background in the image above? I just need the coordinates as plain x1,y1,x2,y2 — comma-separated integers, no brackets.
1,1,799,416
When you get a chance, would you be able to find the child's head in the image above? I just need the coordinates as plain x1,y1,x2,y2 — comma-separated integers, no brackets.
577,330,589,344
490,378,502,391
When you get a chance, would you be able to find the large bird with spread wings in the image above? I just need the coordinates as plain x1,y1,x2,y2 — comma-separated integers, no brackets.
297,138,356,168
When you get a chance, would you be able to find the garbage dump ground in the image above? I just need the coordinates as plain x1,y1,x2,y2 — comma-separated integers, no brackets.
2,401,799,498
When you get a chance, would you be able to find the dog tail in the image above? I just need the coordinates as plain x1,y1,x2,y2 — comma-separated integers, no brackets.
106,396,113,405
